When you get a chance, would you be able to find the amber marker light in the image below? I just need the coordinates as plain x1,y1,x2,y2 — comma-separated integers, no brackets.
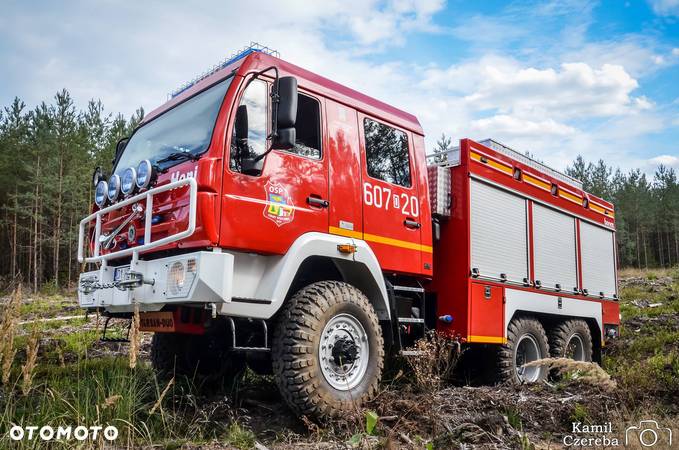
337,244,357,254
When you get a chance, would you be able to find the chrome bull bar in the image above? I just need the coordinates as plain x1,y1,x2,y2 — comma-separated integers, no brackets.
78,177,198,264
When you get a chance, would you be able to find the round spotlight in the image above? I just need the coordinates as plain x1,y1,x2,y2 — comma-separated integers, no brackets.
121,167,137,195
107,174,121,202
136,159,153,189
95,180,108,208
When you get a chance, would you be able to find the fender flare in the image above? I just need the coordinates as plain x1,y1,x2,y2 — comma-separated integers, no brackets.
252,232,390,319
504,289,603,340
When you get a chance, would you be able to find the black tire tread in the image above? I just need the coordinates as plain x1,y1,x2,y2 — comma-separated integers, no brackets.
497,316,550,384
272,280,384,418
548,319,593,361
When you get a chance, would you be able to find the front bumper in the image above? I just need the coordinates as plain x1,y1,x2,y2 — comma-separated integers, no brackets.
78,251,234,312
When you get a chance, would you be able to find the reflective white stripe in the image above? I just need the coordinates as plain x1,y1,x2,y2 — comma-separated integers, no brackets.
504,288,602,338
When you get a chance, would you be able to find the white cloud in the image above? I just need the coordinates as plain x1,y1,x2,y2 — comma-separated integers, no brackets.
649,154,679,166
469,115,576,138
0,0,673,175
673,48,679,56
647,0,679,16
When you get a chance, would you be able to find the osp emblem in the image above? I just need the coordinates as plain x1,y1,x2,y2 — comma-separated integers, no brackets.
263,181,294,227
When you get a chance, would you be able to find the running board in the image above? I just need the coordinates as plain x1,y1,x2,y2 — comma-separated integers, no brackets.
227,317,270,352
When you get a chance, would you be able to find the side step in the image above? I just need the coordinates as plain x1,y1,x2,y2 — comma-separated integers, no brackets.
227,317,270,352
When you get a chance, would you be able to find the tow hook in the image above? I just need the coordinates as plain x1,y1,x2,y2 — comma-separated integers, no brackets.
116,271,155,291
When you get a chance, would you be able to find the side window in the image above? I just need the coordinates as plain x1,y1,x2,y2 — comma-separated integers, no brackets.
364,118,411,187
230,79,268,173
286,93,321,159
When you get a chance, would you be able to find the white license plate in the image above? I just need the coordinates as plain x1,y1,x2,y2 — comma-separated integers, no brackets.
113,265,131,282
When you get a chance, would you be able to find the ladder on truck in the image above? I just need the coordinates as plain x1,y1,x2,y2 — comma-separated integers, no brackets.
386,281,427,356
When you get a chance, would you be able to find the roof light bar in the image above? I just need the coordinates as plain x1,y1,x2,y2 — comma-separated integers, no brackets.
168,42,280,99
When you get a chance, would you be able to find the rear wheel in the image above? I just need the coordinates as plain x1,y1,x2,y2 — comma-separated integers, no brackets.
498,316,549,384
549,319,593,362
272,281,384,419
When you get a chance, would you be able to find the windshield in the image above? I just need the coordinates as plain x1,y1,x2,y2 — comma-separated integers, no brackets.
114,76,233,174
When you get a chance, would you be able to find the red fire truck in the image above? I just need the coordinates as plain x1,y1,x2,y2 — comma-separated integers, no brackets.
78,44,620,418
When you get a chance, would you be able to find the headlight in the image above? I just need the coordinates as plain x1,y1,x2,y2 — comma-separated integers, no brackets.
107,174,121,201
121,167,136,195
94,180,108,207
166,258,197,298
136,160,153,189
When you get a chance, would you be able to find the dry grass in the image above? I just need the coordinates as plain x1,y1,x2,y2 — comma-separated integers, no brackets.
405,331,461,390
20,328,40,395
129,302,141,368
0,285,21,384
525,357,617,390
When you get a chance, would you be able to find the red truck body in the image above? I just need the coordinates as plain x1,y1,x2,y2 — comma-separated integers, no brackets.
430,139,619,345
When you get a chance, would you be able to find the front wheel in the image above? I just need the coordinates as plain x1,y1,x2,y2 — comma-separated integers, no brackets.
272,281,384,419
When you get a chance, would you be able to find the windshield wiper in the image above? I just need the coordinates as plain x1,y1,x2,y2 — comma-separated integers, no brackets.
156,151,200,165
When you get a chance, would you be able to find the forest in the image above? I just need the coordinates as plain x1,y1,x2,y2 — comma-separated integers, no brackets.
0,91,677,292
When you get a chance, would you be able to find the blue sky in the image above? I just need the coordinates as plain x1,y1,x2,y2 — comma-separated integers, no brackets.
1,0,678,174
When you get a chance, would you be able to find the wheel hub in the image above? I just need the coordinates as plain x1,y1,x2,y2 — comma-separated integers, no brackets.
332,337,359,365
319,313,370,391
515,334,542,382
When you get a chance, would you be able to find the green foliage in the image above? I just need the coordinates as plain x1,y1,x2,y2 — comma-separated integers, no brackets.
570,403,591,424
365,410,378,435
567,156,679,270
0,92,143,292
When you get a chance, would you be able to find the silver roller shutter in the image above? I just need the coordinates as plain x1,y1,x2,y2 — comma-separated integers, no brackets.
580,221,617,298
533,204,577,290
470,179,528,283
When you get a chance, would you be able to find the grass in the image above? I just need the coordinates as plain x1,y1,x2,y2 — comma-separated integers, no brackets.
1,268,679,448
1,355,255,449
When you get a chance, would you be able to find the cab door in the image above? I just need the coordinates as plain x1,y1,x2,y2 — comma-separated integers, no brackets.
358,114,422,274
220,77,328,255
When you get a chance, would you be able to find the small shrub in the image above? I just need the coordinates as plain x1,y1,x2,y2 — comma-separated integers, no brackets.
405,331,460,389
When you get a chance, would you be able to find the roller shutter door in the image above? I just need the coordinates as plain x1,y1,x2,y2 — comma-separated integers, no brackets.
580,221,617,298
470,180,528,283
533,204,577,290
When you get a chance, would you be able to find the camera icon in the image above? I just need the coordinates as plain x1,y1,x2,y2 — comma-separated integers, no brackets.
625,420,672,447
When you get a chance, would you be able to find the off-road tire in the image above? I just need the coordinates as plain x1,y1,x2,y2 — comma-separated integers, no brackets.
497,316,550,384
548,319,593,361
272,281,384,419
151,332,245,381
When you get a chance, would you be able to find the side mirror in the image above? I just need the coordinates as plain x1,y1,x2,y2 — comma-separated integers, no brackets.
272,76,297,149
92,166,104,188
113,137,129,165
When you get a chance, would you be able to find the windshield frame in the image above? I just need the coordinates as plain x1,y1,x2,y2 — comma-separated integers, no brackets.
112,74,235,174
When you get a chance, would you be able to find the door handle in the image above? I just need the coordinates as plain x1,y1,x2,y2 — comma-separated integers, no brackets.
307,196,329,208
404,218,421,229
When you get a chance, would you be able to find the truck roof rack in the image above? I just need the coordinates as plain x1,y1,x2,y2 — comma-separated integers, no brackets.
168,42,280,99
427,138,583,190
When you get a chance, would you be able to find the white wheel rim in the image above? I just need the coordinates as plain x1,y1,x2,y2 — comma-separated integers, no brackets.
515,334,542,382
566,334,585,361
319,313,370,391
